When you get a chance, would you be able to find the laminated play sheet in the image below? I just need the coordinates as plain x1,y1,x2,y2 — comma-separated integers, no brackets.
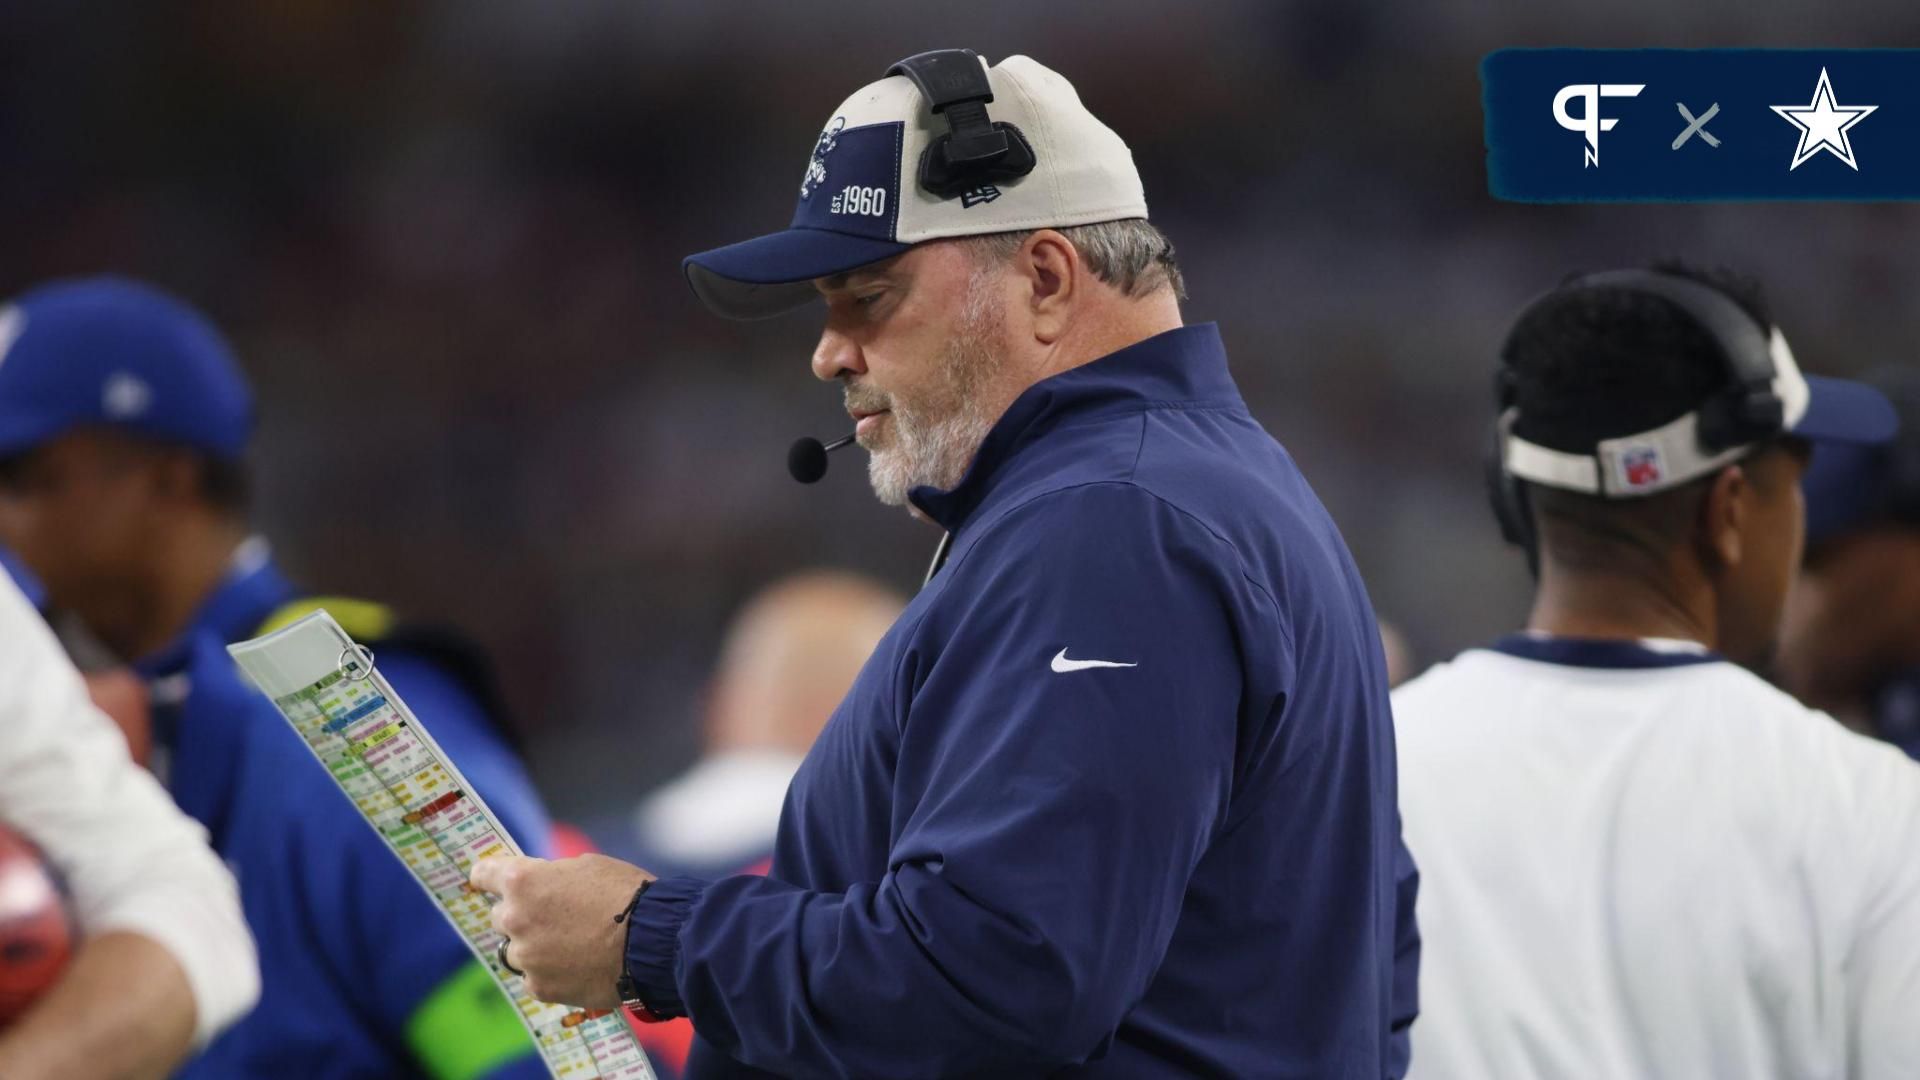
229,610,655,1079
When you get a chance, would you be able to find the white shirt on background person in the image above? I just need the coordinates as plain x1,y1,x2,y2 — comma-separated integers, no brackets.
1396,634,1920,1079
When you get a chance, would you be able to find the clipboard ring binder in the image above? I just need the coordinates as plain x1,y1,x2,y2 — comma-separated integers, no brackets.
338,644,375,681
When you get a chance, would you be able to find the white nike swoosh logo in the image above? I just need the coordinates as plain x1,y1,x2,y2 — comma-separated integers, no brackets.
1050,648,1138,673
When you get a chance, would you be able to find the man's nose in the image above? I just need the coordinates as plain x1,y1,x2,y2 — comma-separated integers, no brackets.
812,325,866,383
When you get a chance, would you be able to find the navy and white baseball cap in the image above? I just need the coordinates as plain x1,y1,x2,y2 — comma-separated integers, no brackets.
684,52,1150,320
0,277,254,461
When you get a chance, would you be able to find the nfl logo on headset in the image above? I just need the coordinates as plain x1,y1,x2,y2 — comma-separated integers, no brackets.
1620,445,1664,490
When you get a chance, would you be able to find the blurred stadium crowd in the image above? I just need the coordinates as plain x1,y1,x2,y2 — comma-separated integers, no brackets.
4,0,1917,824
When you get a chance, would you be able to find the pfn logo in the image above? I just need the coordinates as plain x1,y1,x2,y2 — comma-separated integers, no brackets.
1553,83,1645,167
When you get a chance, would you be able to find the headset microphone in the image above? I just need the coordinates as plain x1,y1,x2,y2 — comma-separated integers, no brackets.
788,432,856,484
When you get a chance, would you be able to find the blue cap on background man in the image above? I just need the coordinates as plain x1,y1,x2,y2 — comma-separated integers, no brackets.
0,277,254,461
1803,366,1920,546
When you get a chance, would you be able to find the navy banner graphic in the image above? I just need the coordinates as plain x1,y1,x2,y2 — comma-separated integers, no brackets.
1484,49,1920,202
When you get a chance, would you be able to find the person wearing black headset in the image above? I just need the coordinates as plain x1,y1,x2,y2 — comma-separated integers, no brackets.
1393,262,1920,1078
1778,368,1920,759
470,49,1418,1078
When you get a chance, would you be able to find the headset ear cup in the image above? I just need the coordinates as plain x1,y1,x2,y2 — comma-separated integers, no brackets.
1513,480,1540,578
1485,372,1537,566
1474,367,1536,553
1743,389,1785,435
1694,397,1734,452
916,122,1036,198
1484,419,1538,564
1697,387,1785,452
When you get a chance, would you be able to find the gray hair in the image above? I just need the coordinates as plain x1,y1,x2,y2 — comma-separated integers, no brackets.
959,219,1186,301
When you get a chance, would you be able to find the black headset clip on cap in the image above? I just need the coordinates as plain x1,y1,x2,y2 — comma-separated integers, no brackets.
886,49,1037,199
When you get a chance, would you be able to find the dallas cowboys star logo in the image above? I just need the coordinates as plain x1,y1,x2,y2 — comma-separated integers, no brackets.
1771,68,1877,171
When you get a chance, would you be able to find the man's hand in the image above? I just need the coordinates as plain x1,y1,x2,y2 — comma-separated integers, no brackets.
469,854,654,1009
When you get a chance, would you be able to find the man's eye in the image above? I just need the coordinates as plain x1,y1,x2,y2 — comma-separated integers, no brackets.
853,292,883,307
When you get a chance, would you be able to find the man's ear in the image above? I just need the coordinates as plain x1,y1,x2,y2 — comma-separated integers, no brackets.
1018,230,1079,345
1698,464,1750,571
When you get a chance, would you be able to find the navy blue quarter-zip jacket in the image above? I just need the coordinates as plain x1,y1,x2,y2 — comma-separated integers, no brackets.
628,323,1419,1078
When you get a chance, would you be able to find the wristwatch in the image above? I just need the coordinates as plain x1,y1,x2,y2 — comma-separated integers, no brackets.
614,879,666,1023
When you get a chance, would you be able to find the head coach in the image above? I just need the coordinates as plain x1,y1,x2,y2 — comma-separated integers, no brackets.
475,49,1419,1078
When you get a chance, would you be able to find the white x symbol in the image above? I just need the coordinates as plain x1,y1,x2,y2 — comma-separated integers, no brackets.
1673,102,1721,149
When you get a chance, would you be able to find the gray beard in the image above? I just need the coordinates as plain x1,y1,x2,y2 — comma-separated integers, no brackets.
867,268,1007,507
867,397,997,506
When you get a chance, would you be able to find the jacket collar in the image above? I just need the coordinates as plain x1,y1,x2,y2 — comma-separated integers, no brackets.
135,536,296,679
1486,632,1723,670
908,322,1240,531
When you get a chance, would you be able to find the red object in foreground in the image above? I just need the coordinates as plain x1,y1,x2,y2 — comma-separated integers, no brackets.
548,822,598,859
0,824,74,1028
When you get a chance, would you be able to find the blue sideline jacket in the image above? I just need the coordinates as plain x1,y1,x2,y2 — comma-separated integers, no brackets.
630,324,1419,1078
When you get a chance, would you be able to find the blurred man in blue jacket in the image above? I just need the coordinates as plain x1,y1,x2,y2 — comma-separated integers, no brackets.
1779,367,1920,760
477,50,1417,1078
0,277,554,1079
